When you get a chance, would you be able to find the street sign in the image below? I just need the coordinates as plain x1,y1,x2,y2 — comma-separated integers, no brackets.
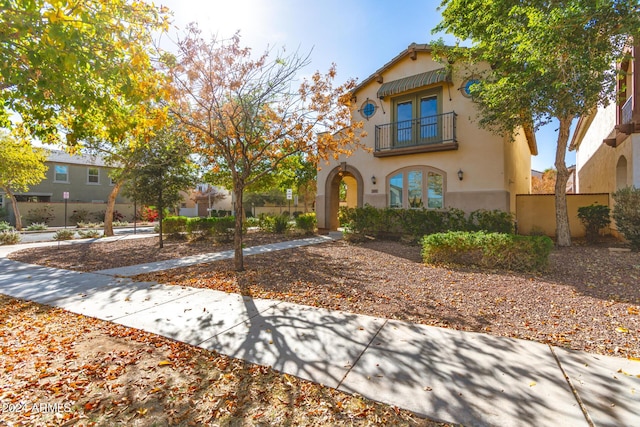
63,192,69,199
286,189,293,200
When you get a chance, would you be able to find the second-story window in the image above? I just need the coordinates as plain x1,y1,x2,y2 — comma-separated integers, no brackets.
87,167,99,184
54,165,69,183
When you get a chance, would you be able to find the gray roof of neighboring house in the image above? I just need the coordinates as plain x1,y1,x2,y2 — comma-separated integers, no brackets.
46,149,110,167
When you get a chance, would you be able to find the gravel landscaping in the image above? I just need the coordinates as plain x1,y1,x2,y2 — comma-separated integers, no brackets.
8,234,640,359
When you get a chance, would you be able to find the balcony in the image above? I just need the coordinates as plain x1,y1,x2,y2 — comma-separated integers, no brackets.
374,112,457,157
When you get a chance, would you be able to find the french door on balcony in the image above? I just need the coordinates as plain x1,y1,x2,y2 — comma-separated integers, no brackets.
394,90,440,147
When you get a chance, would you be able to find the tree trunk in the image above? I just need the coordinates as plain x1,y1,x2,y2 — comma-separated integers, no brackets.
103,181,123,237
233,185,244,271
4,188,22,231
554,117,572,247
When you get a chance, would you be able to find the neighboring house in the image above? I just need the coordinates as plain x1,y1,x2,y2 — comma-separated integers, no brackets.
570,42,640,194
6,149,128,204
185,184,233,217
316,43,537,231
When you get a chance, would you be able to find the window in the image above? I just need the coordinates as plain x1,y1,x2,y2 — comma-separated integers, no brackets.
393,88,442,146
389,173,403,208
87,167,99,184
54,165,69,182
387,167,445,209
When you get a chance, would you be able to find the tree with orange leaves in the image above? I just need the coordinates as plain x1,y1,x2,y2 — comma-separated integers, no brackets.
531,168,557,194
161,25,364,270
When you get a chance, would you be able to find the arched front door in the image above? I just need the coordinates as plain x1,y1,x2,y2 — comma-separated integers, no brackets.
324,164,364,231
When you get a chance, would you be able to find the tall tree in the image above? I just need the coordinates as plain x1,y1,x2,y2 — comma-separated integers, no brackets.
162,26,364,270
121,123,197,248
0,0,170,145
532,168,557,194
435,0,640,246
0,134,47,230
1,0,172,236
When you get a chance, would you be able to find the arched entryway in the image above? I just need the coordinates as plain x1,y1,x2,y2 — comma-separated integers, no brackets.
324,164,364,230
616,156,628,190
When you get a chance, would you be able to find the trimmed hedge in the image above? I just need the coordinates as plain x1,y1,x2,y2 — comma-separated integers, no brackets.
341,206,514,242
162,216,189,235
185,216,236,242
422,231,553,272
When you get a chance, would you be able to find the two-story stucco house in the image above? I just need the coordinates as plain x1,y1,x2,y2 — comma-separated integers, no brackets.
316,43,537,231
570,42,640,193
8,150,128,204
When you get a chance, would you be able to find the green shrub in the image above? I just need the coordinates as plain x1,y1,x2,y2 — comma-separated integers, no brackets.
163,216,189,235
24,205,55,225
26,222,48,231
272,215,290,234
396,209,450,241
295,213,316,235
53,229,75,241
341,205,393,240
77,229,101,239
0,230,21,245
259,214,290,234
0,221,13,232
577,203,611,243
0,206,8,222
422,231,554,272
77,221,102,229
210,216,235,242
187,216,237,241
186,217,212,238
244,217,260,227
467,209,515,234
69,209,90,225
613,186,640,250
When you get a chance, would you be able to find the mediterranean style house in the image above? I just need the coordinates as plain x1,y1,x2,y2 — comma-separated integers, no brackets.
570,42,639,194
316,43,537,231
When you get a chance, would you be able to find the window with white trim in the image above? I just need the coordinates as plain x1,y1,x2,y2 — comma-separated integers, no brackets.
387,166,444,209
87,167,99,184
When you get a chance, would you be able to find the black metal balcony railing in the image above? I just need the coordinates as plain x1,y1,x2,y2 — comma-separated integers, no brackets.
375,111,457,152
622,96,633,125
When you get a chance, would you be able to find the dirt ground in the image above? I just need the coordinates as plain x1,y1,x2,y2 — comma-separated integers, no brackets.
4,233,639,425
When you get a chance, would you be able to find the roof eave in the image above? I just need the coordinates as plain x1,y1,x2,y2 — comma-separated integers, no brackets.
352,43,445,95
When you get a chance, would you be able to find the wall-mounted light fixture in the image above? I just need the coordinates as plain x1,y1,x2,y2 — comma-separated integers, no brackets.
457,169,464,181
371,175,377,185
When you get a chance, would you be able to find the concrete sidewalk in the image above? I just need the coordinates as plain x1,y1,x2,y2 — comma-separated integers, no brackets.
1,237,639,426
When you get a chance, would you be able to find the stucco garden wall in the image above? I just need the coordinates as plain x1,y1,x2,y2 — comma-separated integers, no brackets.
516,193,610,237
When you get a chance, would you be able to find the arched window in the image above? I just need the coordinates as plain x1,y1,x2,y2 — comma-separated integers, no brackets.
616,156,628,190
387,166,445,209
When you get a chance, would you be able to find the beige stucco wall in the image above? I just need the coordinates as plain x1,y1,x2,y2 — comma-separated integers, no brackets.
575,102,639,193
15,201,136,227
516,193,610,237
317,49,533,230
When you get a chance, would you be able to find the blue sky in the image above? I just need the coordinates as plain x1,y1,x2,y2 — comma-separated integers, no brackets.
160,0,574,171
